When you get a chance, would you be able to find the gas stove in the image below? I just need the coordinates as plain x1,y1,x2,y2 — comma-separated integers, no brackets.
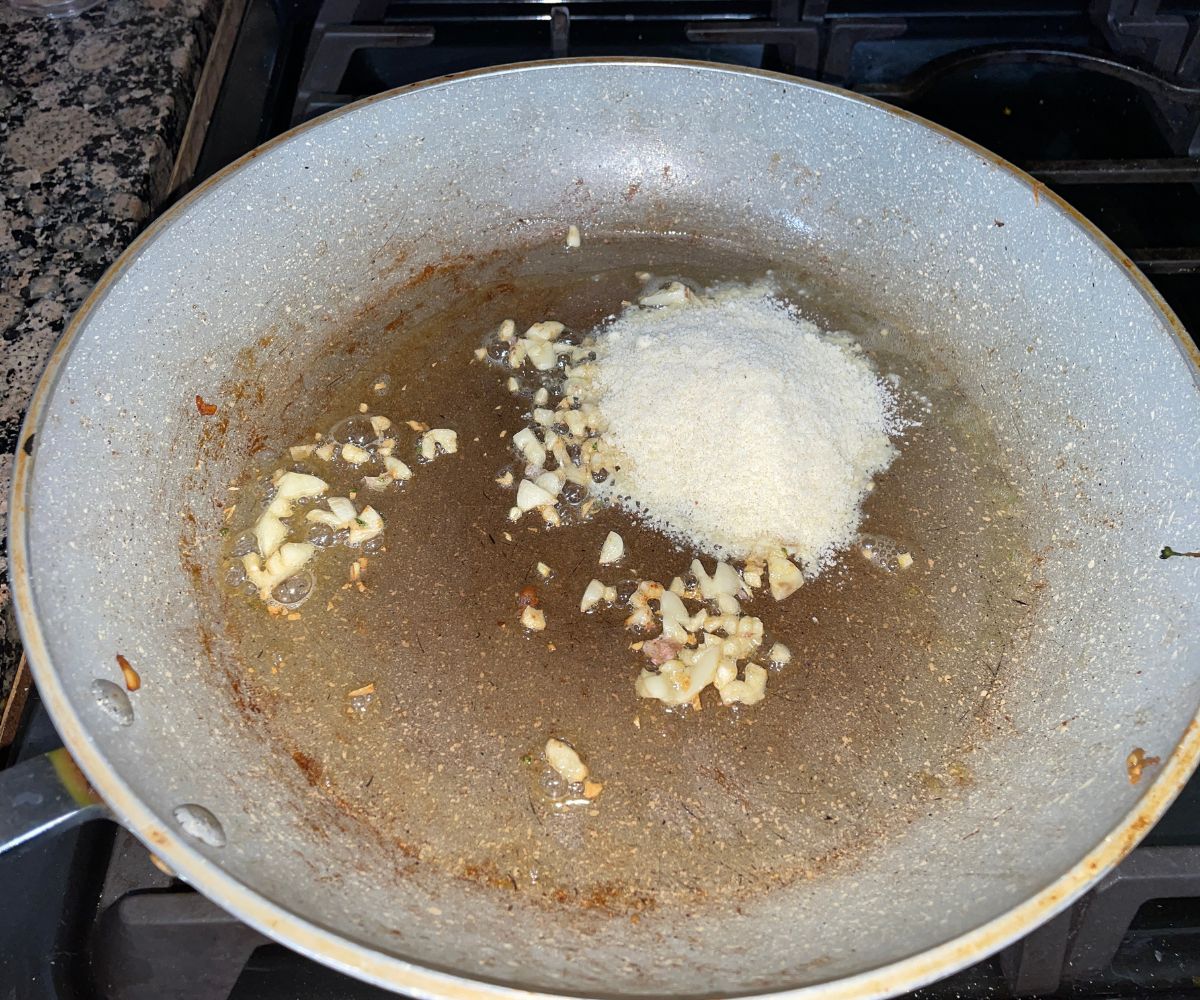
3,3,1200,998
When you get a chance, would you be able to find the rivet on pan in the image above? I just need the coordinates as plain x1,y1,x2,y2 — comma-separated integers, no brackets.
172,804,227,847
90,679,134,726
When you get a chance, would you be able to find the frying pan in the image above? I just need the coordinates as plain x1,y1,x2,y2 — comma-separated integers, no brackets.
4,59,1200,1000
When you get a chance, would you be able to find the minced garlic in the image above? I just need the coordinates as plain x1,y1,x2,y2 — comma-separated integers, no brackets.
521,605,546,631
598,531,624,565
545,738,587,782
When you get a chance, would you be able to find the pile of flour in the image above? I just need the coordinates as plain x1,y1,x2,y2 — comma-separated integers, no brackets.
589,282,902,573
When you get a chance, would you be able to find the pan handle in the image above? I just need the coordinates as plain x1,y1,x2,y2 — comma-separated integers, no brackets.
0,748,110,854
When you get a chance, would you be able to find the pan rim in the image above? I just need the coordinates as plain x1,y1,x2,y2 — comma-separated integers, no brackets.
8,55,1200,1000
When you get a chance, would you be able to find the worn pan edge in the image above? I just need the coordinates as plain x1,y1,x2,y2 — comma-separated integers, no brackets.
8,56,1200,1000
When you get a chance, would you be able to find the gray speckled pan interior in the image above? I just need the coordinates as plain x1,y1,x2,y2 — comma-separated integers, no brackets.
12,60,1200,999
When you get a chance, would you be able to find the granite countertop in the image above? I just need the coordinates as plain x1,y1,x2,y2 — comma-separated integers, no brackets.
0,0,224,700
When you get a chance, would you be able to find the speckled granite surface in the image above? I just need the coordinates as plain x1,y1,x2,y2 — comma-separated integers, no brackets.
0,0,224,700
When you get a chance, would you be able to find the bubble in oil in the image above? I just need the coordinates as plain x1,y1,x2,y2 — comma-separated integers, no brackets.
225,562,247,588
347,690,377,718
328,415,377,446
271,571,314,608
539,767,569,800
91,679,133,726
558,482,585,506
614,580,639,603
306,522,339,547
538,773,593,811
857,533,908,573
232,532,257,557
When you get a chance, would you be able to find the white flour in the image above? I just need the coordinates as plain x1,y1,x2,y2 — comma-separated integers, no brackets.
589,282,902,572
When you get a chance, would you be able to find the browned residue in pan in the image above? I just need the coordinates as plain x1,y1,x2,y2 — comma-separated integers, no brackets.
291,748,324,786
115,654,140,691
191,234,1042,916
1127,747,1161,785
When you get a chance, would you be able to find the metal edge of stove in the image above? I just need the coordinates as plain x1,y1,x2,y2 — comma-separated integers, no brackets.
187,0,321,193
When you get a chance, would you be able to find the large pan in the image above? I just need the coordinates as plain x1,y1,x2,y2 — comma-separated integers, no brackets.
4,59,1200,1000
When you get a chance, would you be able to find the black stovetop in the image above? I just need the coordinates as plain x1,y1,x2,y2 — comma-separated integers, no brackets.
4,3,1200,998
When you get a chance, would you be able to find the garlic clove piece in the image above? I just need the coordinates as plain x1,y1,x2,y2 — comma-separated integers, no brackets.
639,281,694,308
523,339,558,372
580,579,606,612
245,542,317,601
512,427,546,469
768,642,792,667
719,663,768,706
533,470,563,497
384,456,413,481
327,496,358,524
254,513,288,559
525,321,566,342
598,531,624,565
658,590,691,643
767,550,804,601
521,606,546,631
420,428,458,461
348,505,384,546
516,479,557,512
275,472,329,501
341,443,371,465
545,737,587,782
